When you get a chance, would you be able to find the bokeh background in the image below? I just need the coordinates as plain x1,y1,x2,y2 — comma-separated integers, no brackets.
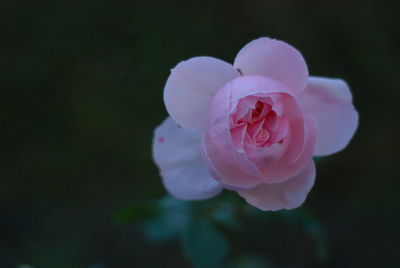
1,0,399,267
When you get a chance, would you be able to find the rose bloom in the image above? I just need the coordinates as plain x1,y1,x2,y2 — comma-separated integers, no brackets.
152,37,358,211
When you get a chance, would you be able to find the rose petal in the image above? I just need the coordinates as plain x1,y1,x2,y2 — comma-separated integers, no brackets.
234,38,309,94
252,114,317,183
301,77,359,156
238,161,316,211
207,76,266,178
202,133,264,190
164,56,239,130
153,117,223,200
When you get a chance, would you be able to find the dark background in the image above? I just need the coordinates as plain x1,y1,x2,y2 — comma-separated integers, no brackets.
1,0,399,267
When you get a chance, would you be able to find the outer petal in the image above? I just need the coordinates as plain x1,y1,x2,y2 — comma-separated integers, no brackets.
300,77,359,156
202,133,263,190
238,161,316,211
234,38,309,94
164,57,239,130
152,117,223,200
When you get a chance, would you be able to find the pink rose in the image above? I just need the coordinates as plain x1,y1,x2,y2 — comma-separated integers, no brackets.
152,37,358,211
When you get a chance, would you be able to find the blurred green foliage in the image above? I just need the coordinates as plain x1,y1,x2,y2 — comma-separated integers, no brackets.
115,193,327,267
0,0,399,267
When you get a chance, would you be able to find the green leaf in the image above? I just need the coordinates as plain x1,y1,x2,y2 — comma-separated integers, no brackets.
144,196,191,242
181,219,228,268
211,201,241,230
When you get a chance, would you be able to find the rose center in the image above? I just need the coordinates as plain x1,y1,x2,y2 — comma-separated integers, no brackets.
231,98,288,148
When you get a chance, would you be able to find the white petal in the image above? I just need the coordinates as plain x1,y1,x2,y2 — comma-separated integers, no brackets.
164,57,239,130
152,117,223,200
238,161,316,211
234,38,309,94
301,77,359,156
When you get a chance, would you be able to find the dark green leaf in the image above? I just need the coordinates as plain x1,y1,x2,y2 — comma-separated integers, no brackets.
181,219,228,268
144,196,191,242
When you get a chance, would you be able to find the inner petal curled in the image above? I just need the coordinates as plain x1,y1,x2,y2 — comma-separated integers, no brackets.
231,96,289,150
